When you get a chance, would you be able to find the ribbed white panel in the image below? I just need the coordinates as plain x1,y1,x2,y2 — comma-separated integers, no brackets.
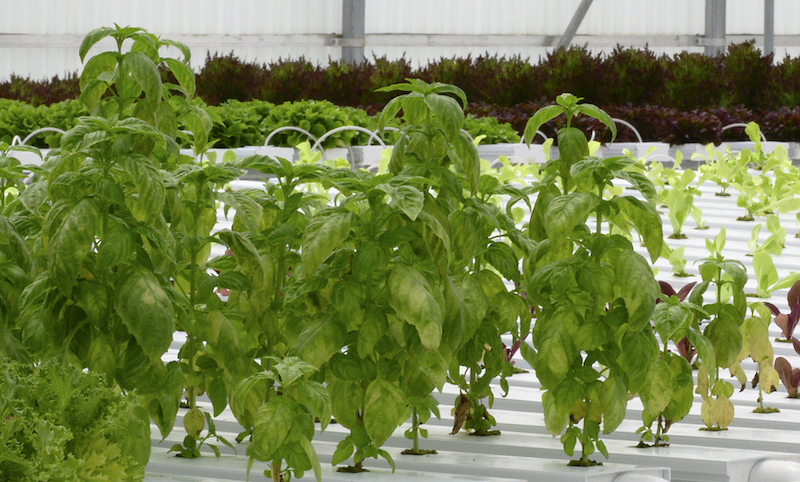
367,0,706,36
1,0,799,79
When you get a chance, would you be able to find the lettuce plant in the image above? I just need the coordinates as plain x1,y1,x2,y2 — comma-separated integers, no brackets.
0,357,150,481
696,144,748,197
751,250,800,299
747,215,785,257
731,126,800,221
775,349,800,398
691,205,709,230
664,169,699,239
734,168,800,221
661,243,690,277
764,280,800,342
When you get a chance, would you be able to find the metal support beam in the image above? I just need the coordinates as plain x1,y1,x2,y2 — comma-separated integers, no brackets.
341,0,365,65
765,0,775,55
556,0,594,50
704,0,727,56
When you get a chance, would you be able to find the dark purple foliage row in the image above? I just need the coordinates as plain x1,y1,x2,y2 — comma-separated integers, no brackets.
2,41,796,109
467,101,800,145
189,41,799,113
0,72,81,106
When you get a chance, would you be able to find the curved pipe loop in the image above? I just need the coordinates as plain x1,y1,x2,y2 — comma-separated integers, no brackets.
519,129,548,144
18,127,66,146
722,122,768,142
264,126,319,148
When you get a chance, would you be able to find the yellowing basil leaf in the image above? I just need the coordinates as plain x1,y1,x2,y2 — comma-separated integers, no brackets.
357,308,388,356
704,317,742,369
616,328,657,393
206,310,245,377
640,357,676,419
534,325,572,389
253,397,294,460
87,335,116,383
47,199,100,296
542,390,568,436
387,265,443,350
363,378,405,447
301,210,354,278
599,372,627,434
614,249,658,331
289,316,346,368
116,265,174,363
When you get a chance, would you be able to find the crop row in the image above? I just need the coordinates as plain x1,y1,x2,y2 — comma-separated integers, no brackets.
2,41,798,113
3,26,800,482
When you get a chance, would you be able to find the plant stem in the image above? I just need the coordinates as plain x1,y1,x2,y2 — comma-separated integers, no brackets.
412,407,420,452
186,178,203,412
469,365,479,425
596,184,604,234
655,415,663,446
580,414,589,466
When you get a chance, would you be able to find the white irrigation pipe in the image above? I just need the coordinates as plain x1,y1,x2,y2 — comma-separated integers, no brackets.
723,122,768,142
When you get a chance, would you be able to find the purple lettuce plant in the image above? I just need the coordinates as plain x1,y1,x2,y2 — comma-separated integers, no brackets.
764,280,800,342
775,357,800,400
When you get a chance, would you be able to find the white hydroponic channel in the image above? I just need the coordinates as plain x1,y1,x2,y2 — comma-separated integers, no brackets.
146,160,800,482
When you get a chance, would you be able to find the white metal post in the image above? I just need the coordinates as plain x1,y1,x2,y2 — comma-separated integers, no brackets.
704,0,727,56
342,0,365,64
765,0,775,55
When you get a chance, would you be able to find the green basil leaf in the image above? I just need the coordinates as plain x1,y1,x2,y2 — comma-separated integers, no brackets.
116,265,174,362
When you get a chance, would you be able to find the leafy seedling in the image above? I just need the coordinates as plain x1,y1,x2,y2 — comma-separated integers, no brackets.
661,243,691,277
169,410,236,458
664,169,699,239
691,206,709,230
750,251,800,298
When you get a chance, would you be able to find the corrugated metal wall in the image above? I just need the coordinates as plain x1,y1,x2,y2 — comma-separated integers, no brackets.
1,0,799,80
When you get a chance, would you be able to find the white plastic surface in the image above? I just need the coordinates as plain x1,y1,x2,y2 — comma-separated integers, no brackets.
750,459,800,482
613,473,669,482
